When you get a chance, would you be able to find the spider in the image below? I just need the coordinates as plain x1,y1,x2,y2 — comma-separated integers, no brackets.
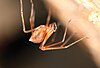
20,0,86,51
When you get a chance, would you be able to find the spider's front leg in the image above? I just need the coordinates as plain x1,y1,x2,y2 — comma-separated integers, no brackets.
20,0,35,33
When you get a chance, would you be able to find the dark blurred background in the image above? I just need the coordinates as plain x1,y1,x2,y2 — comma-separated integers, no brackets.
0,0,97,68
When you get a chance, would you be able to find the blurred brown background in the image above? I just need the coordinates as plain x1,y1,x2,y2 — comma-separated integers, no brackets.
0,0,97,68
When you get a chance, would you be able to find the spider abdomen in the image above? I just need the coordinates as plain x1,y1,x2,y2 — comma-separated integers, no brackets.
29,25,47,43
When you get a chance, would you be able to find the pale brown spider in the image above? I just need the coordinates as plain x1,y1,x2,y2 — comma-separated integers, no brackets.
20,0,86,51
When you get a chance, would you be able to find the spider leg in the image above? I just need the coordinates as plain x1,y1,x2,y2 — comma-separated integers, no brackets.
40,33,76,51
30,0,35,30
46,8,51,26
47,20,71,45
47,32,56,45
44,23,71,48
39,30,54,50
64,36,87,48
39,20,74,51
40,33,86,51
39,20,86,51
39,21,67,50
46,33,77,48
20,0,35,33
47,23,61,44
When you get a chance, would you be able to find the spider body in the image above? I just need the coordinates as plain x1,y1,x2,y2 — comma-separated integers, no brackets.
20,0,86,51
29,23,57,43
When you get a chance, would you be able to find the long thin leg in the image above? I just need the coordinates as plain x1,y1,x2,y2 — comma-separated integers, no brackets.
39,20,86,51
39,20,74,51
41,36,86,51
46,8,51,26
43,20,71,48
62,19,71,42
39,21,67,50
45,33,76,48
47,23,61,44
64,36,86,48
47,32,57,45
20,0,35,33
30,0,35,30
39,30,54,50
45,20,71,47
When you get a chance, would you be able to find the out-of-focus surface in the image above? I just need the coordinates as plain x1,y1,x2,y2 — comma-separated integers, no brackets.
0,0,20,51
44,0,100,67
0,0,97,68
75,0,100,34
